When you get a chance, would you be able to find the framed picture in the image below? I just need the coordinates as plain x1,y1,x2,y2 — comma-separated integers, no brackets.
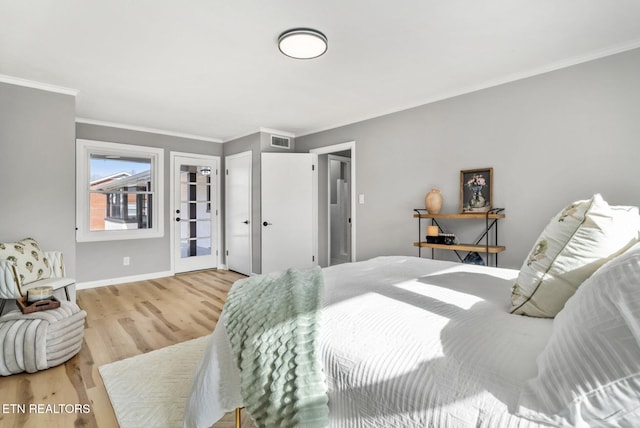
460,168,493,213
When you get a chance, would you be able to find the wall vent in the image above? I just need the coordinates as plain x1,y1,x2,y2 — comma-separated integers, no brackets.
270,135,291,149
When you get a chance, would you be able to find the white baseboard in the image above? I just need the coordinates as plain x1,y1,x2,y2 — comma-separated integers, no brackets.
76,270,174,290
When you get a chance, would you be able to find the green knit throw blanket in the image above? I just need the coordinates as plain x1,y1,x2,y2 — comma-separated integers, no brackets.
223,267,329,428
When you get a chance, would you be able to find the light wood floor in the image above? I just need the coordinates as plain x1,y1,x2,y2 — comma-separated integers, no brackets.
0,269,254,428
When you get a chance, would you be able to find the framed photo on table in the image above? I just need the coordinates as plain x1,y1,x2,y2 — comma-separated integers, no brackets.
460,168,493,213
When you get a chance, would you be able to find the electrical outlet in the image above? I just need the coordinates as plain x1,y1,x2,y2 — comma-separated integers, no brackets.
123,256,130,266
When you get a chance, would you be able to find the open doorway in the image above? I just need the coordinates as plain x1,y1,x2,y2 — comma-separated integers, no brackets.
328,154,351,265
310,141,356,267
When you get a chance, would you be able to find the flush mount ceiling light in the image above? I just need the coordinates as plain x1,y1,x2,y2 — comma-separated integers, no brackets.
278,28,328,59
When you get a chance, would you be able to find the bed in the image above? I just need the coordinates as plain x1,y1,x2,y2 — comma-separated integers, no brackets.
185,256,548,427
185,195,640,428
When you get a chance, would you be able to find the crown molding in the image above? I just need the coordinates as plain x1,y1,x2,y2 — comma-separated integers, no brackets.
76,118,223,143
259,127,296,138
0,74,78,96
222,129,261,143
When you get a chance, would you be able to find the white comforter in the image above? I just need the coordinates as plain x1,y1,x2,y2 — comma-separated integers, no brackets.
184,256,553,428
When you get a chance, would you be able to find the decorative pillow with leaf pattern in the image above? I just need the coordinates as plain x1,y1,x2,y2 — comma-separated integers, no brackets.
511,194,640,317
0,238,52,285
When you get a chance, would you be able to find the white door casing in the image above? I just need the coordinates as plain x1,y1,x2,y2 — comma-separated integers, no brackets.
225,151,252,275
261,152,317,274
170,152,221,273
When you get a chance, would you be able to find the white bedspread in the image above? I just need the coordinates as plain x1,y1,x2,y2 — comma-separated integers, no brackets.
184,256,553,428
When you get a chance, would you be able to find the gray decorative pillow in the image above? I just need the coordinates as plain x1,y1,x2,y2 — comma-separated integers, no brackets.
0,238,52,285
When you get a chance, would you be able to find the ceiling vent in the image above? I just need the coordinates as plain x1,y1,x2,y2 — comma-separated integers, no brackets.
270,135,291,149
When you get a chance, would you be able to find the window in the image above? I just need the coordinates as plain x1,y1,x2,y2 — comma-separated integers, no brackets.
76,139,164,242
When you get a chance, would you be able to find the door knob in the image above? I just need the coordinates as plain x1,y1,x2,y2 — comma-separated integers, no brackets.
262,221,272,227
243,220,250,224
175,217,181,222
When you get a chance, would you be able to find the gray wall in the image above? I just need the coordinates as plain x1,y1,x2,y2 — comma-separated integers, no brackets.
4,47,639,283
75,123,222,282
296,48,640,269
0,83,77,277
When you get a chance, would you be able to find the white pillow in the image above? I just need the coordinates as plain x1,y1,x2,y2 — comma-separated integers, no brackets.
511,194,640,317
516,243,640,427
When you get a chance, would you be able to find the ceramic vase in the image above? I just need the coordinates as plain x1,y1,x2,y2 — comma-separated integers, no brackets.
425,188,443,214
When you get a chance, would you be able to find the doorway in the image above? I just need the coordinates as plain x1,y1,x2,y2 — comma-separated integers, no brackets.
310,141,356,267
170,152,221,273
328,154,351,265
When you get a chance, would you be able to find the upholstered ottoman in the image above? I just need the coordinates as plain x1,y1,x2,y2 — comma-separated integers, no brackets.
0,301,86,376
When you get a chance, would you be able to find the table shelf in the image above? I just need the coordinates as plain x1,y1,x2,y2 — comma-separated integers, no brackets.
413,208,505,266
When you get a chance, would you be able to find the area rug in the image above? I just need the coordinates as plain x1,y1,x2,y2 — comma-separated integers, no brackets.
100,336,210,428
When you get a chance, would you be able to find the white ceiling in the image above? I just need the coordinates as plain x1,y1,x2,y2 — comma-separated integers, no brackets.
2,1,640,142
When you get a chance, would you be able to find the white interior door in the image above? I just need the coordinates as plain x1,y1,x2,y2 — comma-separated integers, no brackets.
225,151,252,275
261,152,316,274
172,153,219,273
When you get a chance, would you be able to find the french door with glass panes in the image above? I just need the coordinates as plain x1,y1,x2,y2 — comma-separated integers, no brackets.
171,153,220,273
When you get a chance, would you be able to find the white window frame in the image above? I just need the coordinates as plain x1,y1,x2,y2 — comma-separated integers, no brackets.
76,139,164,242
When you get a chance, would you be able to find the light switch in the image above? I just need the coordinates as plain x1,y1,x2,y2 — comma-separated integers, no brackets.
359,194,365,204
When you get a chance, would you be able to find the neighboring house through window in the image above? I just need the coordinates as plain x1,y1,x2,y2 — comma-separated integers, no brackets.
77,139,164,242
